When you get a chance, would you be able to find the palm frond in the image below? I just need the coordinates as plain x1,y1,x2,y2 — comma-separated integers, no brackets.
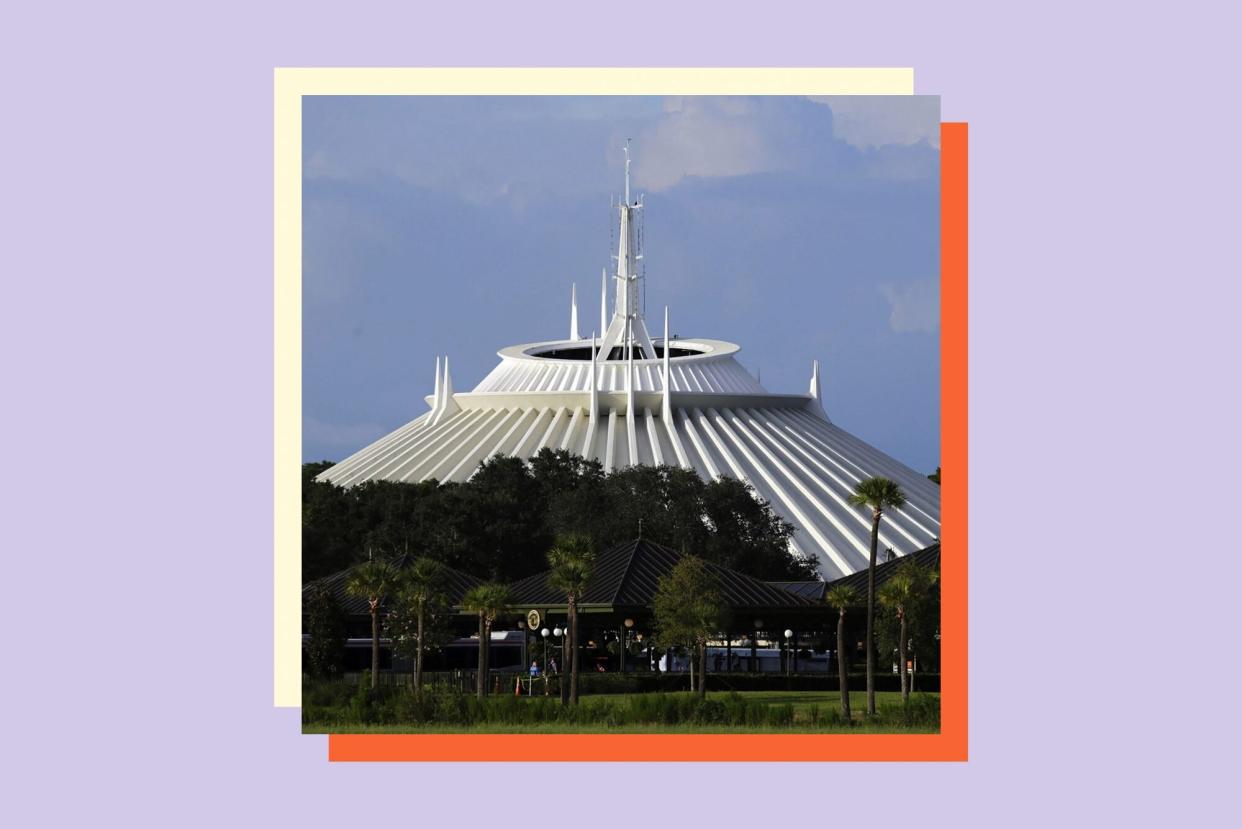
849,476,908,510
826,584,856,610
345,559,398,599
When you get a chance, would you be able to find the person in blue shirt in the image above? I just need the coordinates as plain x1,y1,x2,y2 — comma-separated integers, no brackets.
529,660,541,677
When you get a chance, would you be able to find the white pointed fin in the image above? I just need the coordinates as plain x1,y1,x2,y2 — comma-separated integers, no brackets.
661,307,672,421
432,356,442,412
430,356,461,426
600,268,608,344
808,359,828,420
570,283,580,341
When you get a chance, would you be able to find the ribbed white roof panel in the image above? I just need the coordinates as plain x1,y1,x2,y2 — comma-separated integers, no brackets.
318,400,940,580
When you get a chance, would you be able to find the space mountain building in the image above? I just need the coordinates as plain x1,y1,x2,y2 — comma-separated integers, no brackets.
316,153,940,579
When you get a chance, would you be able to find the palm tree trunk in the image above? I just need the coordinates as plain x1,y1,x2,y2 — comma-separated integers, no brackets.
866,508,881,715
569,595,579,705
837,608,850,722
560,629,569,706
476,612,486,700
484,620,493,697
414,604,424,699
370,603,379,690
698,640,707,700
898,607,909,703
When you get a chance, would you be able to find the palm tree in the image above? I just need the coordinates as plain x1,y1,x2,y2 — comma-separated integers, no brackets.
878,570,914,703
848,476,907,715
547,534,595,705
826,584,856,723
399,557,448,699
346,557,398,690
878,560,936,704
462,583,511,701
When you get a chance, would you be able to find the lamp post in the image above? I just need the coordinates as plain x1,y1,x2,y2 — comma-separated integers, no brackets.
621,618,634,673
541,627,567,696
517,619,527,680
752,619,763,673
539,628,568,700
784,629,794,678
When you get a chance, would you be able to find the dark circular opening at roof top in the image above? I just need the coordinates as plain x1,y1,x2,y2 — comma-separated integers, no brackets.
532,345,702,361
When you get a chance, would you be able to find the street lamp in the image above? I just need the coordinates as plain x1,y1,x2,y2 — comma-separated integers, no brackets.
752,619,764,674
784,629,794,677
621,618,634,673
540,627,567,696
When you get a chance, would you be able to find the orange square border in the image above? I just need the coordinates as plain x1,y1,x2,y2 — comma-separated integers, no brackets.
327,121,968,763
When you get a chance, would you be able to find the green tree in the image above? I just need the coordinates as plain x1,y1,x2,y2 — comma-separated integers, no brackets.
388,558,451,699
530,448,607,540
701,476,814,579
458,456,551,580
303,583,347,679
653,556,725,700
547,534,595,705
826,584,856,722
848,476,907,715
461,583,512,700
346,557,398,690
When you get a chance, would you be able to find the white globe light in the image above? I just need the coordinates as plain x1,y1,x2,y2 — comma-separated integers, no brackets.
784,629,794,639
541,628,550,638
554,627,563,637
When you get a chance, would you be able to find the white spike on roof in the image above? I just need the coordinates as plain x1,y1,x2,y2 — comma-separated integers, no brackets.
569,283,580,342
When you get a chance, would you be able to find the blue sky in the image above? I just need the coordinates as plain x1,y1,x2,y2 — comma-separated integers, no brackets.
302,95,941,474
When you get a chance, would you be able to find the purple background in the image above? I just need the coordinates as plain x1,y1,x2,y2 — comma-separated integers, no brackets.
5,1,1237,824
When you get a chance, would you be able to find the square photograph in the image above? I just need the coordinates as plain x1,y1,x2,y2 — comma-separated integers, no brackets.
299,94,943,734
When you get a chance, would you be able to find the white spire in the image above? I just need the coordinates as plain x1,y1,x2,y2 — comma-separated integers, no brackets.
623,141,632,205
430,356,460,426
600,268,608,347
625,330,638,465
569,283,580,341
432,356,441,411
583,330,600,458
590,332,599,421
809,359,826,418
661,306,672,421
597,148,655,361
442,356,455,404
626,329,635,408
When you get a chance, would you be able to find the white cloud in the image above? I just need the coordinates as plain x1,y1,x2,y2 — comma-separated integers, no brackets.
879,279,939,333
632,97,783,191
810,96,941,150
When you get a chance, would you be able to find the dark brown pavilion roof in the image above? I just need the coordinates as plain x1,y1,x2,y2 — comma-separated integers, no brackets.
507,537,817,612
302,553,483,617
767,581,831,602
820,542,941,597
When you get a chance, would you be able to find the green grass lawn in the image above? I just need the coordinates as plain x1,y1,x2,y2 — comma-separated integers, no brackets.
594,689,905,713
303,690,939,734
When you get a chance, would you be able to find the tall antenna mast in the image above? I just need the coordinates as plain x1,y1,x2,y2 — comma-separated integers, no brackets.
624,141,631,205
597,143,655,361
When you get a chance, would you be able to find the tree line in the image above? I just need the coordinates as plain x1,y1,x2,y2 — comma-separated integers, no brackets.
305,463,939,722
303,448,818,585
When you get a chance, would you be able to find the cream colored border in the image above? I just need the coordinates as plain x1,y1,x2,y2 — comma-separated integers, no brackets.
275,67,916,707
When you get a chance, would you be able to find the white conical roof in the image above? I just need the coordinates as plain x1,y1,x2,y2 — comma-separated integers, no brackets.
316,153,939,578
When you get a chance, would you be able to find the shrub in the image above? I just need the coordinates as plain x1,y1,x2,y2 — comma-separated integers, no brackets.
875,693,940,728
